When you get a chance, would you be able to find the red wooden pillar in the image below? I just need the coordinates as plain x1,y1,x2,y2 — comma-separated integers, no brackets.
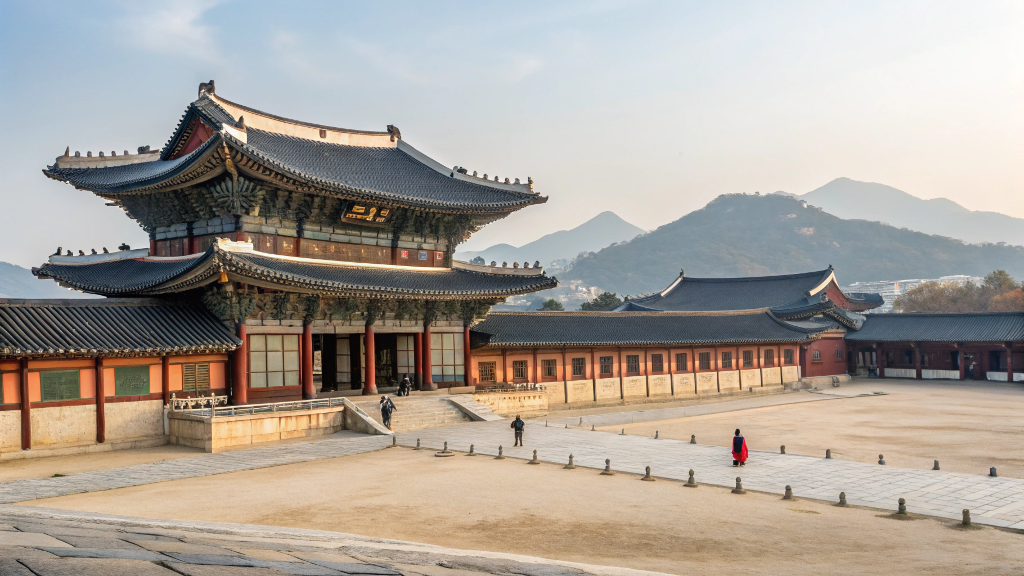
958,344,965,380
149,238,156,256
914,343,922,379
20,358,30,450
590,347,597,401
95,357,106,444
363,324,378,395
231,323,248,405
422,324,436,391
532,348,539,384
1007,342,1014,383
618,347,624,399
161,355,171,405
414,332,423,390
643,347,650,397
302,324,315,399
463,325,472,387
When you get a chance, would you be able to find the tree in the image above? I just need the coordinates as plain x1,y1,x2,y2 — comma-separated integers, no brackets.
470,256,485,265
580,292,622,311
894,269,1023,313
537,298,564,311
988,289,1024,312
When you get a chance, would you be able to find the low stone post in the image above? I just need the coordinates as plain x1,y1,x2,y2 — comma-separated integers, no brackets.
601,459,614,475
564,454,576,469
528,450,540,464
838,492,848,507
690,434,696,444
897,497,907,515
685,469,698,488
933,460,940,470
878,454,886,465
783,485,794,500
641,466,655,481
414,438,421,450
467,444,476,456
495,445,505,460
825,449,831,459
990,467,998,477
962,509,971,526
780,445,786,454
732,477,746,494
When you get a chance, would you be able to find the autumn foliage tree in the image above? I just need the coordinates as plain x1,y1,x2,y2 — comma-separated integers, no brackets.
893,270,1024,313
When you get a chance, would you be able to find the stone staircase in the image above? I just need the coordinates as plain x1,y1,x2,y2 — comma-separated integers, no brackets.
352,396,473,432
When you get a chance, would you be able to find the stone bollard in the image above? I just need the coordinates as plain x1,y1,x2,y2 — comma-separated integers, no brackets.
592,425,596,431
780,445,786,454
579,417,583,426
690,434,696,444
655,431,659,439
467,444,477,456
962,509,971,526
495,445,505,459
990,467,998,477
897,497,907,515
783,485,794,500
825,449,832,459
436,441,454,457
933,460,940,470
838,492,848,507
601,458,615,475
685,469,698,488
641,466,655,481
565,424,568,429
564,454,576,469
878,455,886,465
415,438,421,450
621,428,626,435
546,420,548,427
732,477,746,494
528,450,540,464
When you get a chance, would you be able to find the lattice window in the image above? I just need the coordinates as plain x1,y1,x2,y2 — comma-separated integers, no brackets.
743,350,754,368
250,334,299,388
675,353,688,371
766,349,776,366
40,370,80,402
571,357,586,377
626,355,640,374
479,362,496,383
512,360,528,380
812,350,822,362
651,354,663,373
431,332,464,383
721,351,733,369
783,349,793,365
599,356,613,375
336,337,352,385
397,335,415,380
115,365,150,397
835,348,844,360
183,363,211,393
542,359,557,379
699,352,711,370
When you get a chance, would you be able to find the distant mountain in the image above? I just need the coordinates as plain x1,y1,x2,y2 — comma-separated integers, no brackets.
457,211,645,267
0,261,95,299
563,193,1024,297
799,178,1024,246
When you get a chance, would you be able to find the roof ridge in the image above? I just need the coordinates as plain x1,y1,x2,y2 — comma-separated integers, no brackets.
485,308,772,318
212,94,389,136
678,268,832,283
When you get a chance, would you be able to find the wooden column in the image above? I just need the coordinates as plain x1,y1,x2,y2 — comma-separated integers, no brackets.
1006,342,1014,383
363,324,378,395
502,348,508,384
20,358,30,450
302,324,315,399
643,347,650,397
532,348,539,385
590,347,597,401
958,344,965,380
877,343,885,378
562,347,568,404
464,325,472,387
161,355,171,405
231,323,248,405
422,324,436,391
914,343,922,380
618,347,624,399
95,357,106,444
414,332,423,390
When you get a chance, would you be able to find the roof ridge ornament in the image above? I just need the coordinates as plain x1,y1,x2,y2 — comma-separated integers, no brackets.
199,80,216,98
387,124,401,142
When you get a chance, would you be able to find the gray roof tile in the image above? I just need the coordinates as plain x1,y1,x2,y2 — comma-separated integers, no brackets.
846,313,1024,343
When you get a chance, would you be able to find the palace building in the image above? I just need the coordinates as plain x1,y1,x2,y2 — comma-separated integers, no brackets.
2,82,557,456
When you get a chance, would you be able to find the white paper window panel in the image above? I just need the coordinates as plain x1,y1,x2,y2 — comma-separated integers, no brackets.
267,335,283,351
454,350,464,364
250,352,267,372
283,335,299,351
442,333,455,349
337,355,351,372
442,350,455,365
267,352,283,372
431,350,443,365
268,372,284,387
250,373,267,388
397,335,414,351
284,371,299,387
430,333,442,348
397,351,414,370
284,351,299,372
250,335,266,351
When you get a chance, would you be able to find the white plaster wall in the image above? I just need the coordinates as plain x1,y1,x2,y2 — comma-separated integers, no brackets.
740,369,762,388
886,368,915,379
621,376,647,399
545,381,566,405
986,372,1024,382
718,370,740,392
647,374,671,396
0,411,21,453
595,378,621,401
671,373,695,395
566,379,595,403
31,404,96,447
781,366,800,383
696,372,718,394
761,367,782,385
105,400,164,441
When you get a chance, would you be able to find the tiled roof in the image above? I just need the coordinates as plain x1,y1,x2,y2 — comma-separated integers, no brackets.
0,299,240,358
34,243,557,299
845,313,1024,343
625,269,835,312
470,310,821,348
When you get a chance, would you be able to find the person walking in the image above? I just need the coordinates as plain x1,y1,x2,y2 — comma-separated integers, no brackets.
398,374,411,396
732,428,748,466
511,415,525,447
380,395,397,430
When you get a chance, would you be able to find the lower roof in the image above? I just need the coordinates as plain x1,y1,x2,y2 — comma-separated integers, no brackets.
0,299,240,358
845,313,1024,343
470,309,822,348
33,241,557,299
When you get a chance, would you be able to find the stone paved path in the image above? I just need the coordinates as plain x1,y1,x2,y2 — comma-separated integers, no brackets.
0,432,391,505
0,506,655,575
399,421,1024,529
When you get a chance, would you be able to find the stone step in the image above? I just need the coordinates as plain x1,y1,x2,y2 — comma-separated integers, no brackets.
352,399,471,432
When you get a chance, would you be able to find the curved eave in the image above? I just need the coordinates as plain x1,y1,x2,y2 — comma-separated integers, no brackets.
478,336,817,348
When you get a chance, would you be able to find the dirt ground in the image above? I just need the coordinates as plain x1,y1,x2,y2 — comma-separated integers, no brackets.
24,447,1024,575
601,379,1024,477
0,444,202,482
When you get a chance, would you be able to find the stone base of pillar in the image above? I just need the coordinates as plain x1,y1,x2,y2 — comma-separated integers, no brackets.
421,381,438,391
362,384,379,396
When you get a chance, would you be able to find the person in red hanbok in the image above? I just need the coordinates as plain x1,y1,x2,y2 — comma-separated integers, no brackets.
732,429,748,466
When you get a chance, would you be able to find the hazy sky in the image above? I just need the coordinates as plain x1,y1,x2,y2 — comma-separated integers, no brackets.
1,1,1021,268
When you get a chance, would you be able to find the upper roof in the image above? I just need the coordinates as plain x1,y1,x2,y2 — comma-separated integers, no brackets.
43,83,546,215
470,309,823,348
0,299,240,358
845,313,1024,343
34,240,557,299
622,268,837,312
